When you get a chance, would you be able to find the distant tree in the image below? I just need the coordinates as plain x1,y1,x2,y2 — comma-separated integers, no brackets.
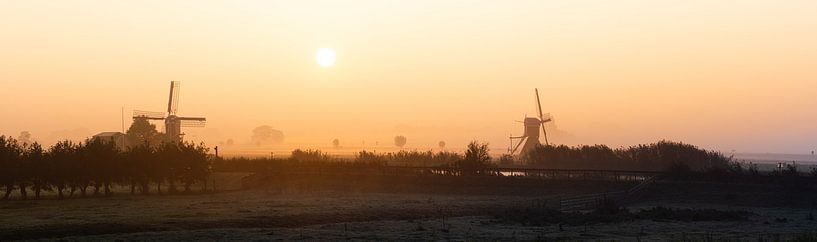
332,139,340,149
17,131,32,145
251,125,284,146
394,135,407,148
438,141,446,149
126,117,164,146
225,138,235,146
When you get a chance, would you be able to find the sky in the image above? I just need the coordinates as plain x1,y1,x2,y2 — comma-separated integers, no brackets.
1,0,817,154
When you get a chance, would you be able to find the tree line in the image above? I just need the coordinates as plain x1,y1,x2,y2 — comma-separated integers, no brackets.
523,140,732,171
215,140,738,174
213,141,494,173
0,135,211,200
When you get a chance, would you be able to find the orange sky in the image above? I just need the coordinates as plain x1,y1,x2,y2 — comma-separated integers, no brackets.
2,0,817,154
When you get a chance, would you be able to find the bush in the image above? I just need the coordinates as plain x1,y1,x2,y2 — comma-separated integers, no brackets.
454,141,495,175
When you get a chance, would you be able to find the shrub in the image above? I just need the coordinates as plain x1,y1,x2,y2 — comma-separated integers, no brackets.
455,141,495,175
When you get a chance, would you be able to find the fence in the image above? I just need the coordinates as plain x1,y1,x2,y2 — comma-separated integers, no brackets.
557,175,661,211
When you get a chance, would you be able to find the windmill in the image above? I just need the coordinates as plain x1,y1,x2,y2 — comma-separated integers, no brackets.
509,88,552,156
133,81,206,143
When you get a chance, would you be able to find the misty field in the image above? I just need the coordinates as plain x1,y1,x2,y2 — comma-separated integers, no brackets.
2,173,816,241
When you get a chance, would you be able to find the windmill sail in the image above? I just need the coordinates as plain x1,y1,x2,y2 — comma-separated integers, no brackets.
133,110,166,119
535,88,549,146
133,81,206,143
167,81,180,116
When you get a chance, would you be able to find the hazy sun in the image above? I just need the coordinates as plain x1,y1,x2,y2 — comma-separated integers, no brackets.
316,48,336,67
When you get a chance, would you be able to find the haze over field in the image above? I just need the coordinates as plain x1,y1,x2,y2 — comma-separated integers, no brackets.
2,0,817,154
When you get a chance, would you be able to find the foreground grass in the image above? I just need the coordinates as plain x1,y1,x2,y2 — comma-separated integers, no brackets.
493,202,754,226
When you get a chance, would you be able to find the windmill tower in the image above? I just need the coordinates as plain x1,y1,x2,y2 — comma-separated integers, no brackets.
509,88,552,156
133,81,206,143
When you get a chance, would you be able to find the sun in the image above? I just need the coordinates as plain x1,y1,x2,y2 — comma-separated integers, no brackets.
316,48,336,67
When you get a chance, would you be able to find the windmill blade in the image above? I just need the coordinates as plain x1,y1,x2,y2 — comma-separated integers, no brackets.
541,123,549,146
180,120,206,127
167,81,180,116
510,136,527,154
178,116,206,127
176,116,206,121
133,110,166,119
535,88,544,121
540,112,552,123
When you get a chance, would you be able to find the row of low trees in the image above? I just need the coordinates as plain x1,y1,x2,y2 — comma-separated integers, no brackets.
212,141,495,173
0,135,211,200
523,140,732,171
356,150,463,167
214,141,735,173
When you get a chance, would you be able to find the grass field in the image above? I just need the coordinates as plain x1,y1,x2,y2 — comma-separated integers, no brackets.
2,173,816,240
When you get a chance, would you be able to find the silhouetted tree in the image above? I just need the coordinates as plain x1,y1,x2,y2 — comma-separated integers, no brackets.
455,141,494,175
178,142,210,192
438,141,446,149
70,141,93,197
0,131,216,200
126,117,165,146
156,142,181,193
24,142,47,199
82,138,120,196
252,125,284,146
0,136,24,200
47,140,76,199
123,143,155,195
333,139,340,149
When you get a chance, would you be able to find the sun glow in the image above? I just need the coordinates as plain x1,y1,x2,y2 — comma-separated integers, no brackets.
316,48,336,67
